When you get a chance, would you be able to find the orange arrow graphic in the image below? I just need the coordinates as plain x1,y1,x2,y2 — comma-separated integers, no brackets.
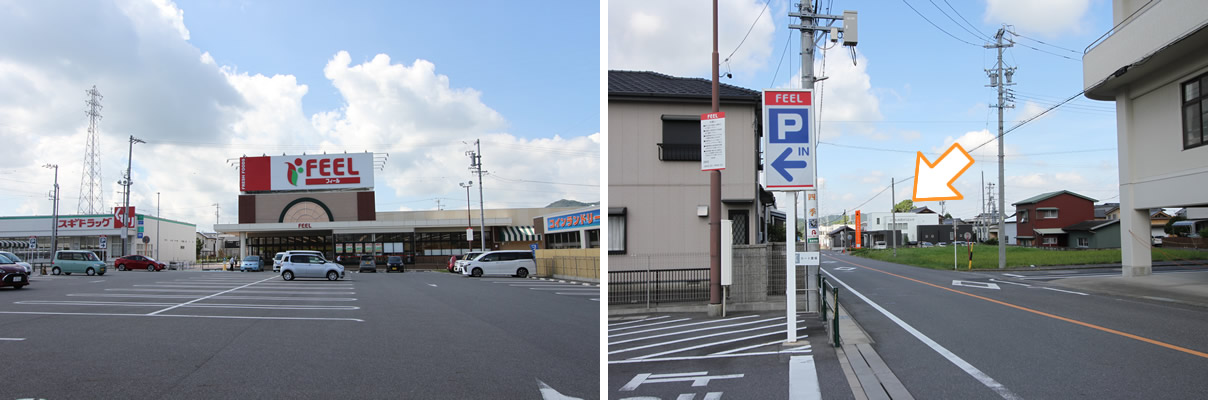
912,142,975,202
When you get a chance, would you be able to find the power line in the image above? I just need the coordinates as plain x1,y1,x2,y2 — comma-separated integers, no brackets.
1011,31,1082,54
487,174,598,187
723,0,772,72
899,0,981,47
942,0,989,40
929,0,989,42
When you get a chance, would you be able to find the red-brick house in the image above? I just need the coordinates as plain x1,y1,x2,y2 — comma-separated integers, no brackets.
1012,191,1097,247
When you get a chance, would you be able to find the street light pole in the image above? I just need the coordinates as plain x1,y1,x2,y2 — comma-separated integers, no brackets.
460,181,473,254
121,135,144,257
156,192,160,261
43,164,59,257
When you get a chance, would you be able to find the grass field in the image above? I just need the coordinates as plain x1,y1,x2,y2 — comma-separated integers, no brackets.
847,245,1208,270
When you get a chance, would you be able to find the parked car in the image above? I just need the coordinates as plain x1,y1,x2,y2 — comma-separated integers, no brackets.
937,242,948,247
280,253,344,281
386,256,404,273
358,255,376,273
1152,236,1164,247
241,255,264,272
461,250,536,278
454,252,483,273
953,241,968,246
272,252,287,272
920,242,935,248
0,263,27,290
115,254,165,271
447,255,457,272
51,250,107,276
872,241,887,250
0,251,32,276
277,250,327,272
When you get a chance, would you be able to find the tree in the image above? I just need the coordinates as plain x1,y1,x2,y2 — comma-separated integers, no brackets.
1165,215,1189,236
768,221,786,242
943,212,953,220
196,237,203,258
892,199,915,213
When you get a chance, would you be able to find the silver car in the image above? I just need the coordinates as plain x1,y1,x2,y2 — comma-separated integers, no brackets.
280,254,345,281
0,251,33,275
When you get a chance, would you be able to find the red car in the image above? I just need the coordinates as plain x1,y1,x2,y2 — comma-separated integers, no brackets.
1,264,27,289
115,255,165,271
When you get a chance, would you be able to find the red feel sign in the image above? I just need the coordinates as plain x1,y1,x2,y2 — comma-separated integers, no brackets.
764,91,812,106
241,153,375,192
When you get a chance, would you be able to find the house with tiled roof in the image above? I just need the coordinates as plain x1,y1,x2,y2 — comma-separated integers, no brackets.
1012,190,1097,247
607,71,775,268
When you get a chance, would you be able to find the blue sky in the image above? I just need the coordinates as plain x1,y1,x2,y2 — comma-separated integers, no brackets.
0,0,600,233
609,0,1121,220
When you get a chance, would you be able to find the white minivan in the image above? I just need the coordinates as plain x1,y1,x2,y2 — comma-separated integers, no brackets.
461,250,536,278
275,250,325,272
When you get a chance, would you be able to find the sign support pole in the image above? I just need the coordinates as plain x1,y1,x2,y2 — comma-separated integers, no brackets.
786,192,797,343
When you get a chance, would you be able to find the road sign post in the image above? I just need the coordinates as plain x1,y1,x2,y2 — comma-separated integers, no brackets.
763,90,815,190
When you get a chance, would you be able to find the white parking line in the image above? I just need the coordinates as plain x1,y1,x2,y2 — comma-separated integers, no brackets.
69,294,358,301
17,301,359,310
610,316,784,344
629,320,806,360
554,292,601,296
90,280,105,283
147,276,278,316
789,355,821,400
0,311,362,322
711,339,809,355
428,284,438,287
1040,287,1088,296
610,315,761,337
610,319,794,353
0,338,25,341
610,351,804,364
528,288,598,291
609,316,670,327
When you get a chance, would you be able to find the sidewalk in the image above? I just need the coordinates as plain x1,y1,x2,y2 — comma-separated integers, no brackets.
1054,268,1208,308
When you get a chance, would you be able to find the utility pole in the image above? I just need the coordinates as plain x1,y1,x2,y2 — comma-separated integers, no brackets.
891,177,897,257
121,135,144,257
435,199,443,211
213,203,220,261
466,140,486,251
156,192,160,261
986,26,1015,269
460,181,473,254
707,0,723,316
44,164,60,256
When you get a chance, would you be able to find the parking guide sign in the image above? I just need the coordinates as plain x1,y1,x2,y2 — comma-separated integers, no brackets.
763,89,815,190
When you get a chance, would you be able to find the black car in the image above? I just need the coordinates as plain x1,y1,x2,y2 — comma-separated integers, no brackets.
0,264,28,289
358,255,377,273
386,256,404,273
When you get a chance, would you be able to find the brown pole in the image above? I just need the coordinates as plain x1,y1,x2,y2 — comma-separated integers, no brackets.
709,0,722,306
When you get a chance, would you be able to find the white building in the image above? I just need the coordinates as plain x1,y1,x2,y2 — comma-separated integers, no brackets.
858,212,937,244
0,212,196,264
1083,0,1208,276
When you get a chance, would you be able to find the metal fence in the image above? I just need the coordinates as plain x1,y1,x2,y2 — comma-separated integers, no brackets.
609,268,710,306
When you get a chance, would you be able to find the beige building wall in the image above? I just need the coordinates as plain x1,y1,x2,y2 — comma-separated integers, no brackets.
609,100,762,265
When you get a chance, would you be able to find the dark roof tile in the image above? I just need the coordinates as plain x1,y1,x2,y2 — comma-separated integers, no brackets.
609,70,761,101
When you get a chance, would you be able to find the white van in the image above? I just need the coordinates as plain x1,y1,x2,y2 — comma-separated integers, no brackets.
461,250,536,278
872,241,887,249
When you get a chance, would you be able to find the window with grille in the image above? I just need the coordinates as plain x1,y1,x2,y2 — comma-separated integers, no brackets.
659,115,701,161
1077,237,1089,248
729,210,749,245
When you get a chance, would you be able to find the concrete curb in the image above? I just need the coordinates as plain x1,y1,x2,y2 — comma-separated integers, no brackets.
530,276,599,287
833,303,914,400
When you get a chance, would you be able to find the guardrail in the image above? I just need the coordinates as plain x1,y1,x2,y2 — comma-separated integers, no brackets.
817,271,840,346
608,268,710,307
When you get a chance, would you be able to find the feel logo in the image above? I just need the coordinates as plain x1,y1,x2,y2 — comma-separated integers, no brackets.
285,158,305,186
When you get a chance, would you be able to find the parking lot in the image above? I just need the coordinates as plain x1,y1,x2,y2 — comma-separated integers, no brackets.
0,269,598,399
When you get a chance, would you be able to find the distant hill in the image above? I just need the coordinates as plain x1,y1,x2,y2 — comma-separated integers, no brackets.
546,199,600,208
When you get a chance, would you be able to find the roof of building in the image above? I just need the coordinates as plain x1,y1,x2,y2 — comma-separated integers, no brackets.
1150,209,1171,218
1013,190,1097,206
1094,203,1119,219
909,207,936,214
1063,219,1120,231
608,70,761,103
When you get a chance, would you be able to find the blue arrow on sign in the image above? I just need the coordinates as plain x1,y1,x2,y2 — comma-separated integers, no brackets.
772,147,808,181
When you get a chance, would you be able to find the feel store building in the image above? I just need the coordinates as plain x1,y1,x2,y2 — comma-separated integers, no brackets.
215,153,574,267
0,208,197,264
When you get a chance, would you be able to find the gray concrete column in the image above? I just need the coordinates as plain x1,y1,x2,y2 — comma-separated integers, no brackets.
1116,91,1151,277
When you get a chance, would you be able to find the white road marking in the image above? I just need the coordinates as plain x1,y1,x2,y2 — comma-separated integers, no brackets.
18,301,359,310
610,351,807,364
988,279,1031,287
610,315,670,327
620,372,744,391
0,311,363,322
147,276,278,316
823,270,1020,400
537,379,583,400
611,315,762,337
590,299,599,301
610,317,785,345
711,338,809,355
0,338,25,341
1003,273,1025,278
834,267,856,271
630,321,806,360
68,294,357,301
952,280,1001,290
90,280,105,283
1040,287,1088,296
528,287,598,291
428,284,438,287
789,355,821,400
510,284,590,287
604,319,690,331
554,292,600,296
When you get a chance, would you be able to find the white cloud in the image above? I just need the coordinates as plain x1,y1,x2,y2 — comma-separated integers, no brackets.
937,129,1021,160
0,1,598,234
984,0,1091,37
609,0,776,77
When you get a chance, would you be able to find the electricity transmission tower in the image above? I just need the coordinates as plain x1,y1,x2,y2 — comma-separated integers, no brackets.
79,85,105,214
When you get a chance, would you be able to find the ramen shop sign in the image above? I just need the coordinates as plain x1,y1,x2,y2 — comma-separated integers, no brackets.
240,153,375,192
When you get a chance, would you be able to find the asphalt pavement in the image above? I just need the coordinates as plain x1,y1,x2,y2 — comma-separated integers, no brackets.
0,269,598,399
820,250,1208,399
